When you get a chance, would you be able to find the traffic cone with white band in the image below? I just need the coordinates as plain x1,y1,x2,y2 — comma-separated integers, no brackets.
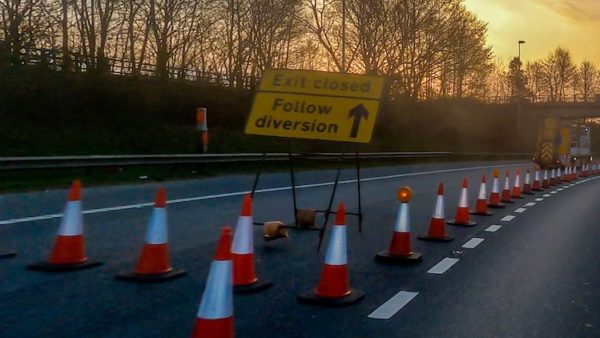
232,195,271,294
532,169,543,191
419,183,454,241
550,169,557,185
523,170,534,194
511,169,523,198
470,175,493,216
299,203,364,306
447,178,477,226
116,188,185,282
28,180,102,271
488,170,505,208
500,171,514,203
192,227,234,338
558,167,565,182
542,169,550,188
376,187,422,263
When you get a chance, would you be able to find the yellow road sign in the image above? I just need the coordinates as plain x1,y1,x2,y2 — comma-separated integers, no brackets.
245,69,385,143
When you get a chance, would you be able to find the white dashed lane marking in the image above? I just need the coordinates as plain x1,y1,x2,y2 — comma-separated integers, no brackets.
428,258,459,274
525,202,536,207
485,225,502,232
515,208,527,213
368,291,419,320
462,238,485,249
535,198,544,202
501,215,516,222
543,194,551,197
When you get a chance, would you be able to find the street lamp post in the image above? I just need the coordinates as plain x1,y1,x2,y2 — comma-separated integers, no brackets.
517,40,525,150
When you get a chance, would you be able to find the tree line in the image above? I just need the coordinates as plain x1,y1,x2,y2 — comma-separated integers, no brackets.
489,47,600,103
1,0,493,99
1,0,598,102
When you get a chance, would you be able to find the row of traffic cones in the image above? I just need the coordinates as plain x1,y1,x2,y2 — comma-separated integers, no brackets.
193,203,361,337
22,181,271,295
192,163,600,336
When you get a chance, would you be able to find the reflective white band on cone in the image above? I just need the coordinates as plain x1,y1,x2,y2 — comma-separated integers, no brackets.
492,178,500,193
478,183,486,200
197,260,233,319
324,225,347,265
525,172,531,184
57,201,83,236
433,195,444,218
393,203,410,233
535,170,540,181
459,188,469,207
232,216,254,255
145,208,168,244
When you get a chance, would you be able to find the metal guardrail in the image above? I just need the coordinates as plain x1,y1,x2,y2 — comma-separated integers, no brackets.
0,152,455,170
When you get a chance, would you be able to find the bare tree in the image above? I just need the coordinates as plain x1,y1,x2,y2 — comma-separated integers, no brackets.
578,61,598,102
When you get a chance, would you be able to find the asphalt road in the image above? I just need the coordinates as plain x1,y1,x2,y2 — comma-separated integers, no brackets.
1,160,599,338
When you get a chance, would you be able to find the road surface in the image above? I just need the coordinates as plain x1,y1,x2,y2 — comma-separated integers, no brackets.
1,160,599,337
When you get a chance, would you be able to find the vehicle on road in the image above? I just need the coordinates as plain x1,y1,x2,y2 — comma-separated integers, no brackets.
533,117,592,169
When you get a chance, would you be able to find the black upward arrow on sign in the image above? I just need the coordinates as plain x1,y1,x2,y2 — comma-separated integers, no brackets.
348,104,369,138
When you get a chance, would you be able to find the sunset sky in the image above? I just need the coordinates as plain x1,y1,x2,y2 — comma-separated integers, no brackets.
463,0,600,66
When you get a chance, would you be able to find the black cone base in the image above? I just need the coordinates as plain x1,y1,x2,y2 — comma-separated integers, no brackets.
297,288,364,307
234,279,272,294
27,260,103,272
418,234,454,242
488,203,506,209
469,210,493,216
0,251,16,259
500,200,515,204
115,268,186,283
446,220,477,227
375,250,422,264
523,191,535,195
512,196,525,199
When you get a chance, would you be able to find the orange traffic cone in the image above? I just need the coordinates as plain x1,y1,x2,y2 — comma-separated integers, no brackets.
523,170,534,194
27,180,102,271
116,188,185,282
470,175,493,216
192,227,234,338
549,169,557,186
532,169,543,191
488,170,505,208
566,166,573,181
376,187,422,263
419,183,453,241
447,178,477,226
511,169,524,199
542,169,550,188
500,171,514,203
299,203,364,306
232,195,271,294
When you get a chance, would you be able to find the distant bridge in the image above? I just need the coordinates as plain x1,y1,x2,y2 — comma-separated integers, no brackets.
525,101,600,119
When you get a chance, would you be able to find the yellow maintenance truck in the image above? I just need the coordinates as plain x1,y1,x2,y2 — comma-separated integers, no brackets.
533,117,592,168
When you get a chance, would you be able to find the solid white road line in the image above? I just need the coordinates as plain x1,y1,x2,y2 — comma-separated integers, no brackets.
368,291,419,320
462,238,485,249
0,163,525,225
515,208,527,213
501,215,516,222
485,225,502,232
525,202,536,207
428,258,459,274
